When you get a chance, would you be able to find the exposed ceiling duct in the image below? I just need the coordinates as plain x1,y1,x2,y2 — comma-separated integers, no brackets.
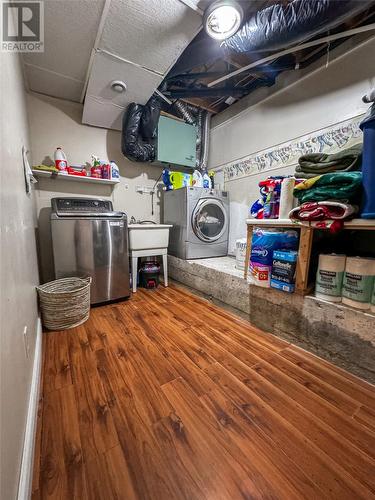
121,103,156,162
163,0,375,114
224,0,374,54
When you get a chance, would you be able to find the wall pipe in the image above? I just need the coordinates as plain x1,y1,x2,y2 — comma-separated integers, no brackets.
208,23,375,88
166,87,248,98
200,111,211,170
154,89,173,105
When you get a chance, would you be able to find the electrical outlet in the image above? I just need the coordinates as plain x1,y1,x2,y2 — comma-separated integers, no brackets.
23,325,30,359
136,186,154,194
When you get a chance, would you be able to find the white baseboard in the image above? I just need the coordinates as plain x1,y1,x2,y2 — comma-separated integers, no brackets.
17,317,42,500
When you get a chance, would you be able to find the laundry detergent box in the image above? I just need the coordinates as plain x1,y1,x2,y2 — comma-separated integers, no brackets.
270,249,298,293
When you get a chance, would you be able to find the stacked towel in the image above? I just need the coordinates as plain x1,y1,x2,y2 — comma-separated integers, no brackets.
289,201,357,221
293,172,362,204
295,144,362,178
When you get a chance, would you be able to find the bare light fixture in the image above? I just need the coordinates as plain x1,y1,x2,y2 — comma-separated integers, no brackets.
204,0,243,41
111,80,127,93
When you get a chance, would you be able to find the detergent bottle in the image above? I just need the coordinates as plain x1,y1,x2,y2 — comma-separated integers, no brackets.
208,170,215,188
202,169,212,189
110,160,120,180
54,147,68,174
162,167,173,190
192,169,203,187
263,186,275,219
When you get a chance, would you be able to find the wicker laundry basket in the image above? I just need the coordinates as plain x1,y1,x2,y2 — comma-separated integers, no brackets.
37,277,91,330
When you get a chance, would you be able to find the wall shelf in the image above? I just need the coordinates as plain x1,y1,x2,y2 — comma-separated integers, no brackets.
32,169,120,185
245,218,375,230
244,217,375,295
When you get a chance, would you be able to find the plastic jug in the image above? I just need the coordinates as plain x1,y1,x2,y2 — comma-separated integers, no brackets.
192,169,203,187
170,171,184,189
203,170,212,189
162,168,173,190
54,147,68,174
182,173,192,187
110,161,120,180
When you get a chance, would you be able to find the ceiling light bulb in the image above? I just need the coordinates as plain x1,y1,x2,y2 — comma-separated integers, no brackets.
204,0,243,41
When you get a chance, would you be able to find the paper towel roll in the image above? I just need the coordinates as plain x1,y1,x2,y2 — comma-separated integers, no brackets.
342,257,375,310
279,177,295,219
315,254,346,302
235,238,247,270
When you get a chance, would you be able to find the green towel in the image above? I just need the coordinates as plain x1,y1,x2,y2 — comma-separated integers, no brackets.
293,172,363,204
295,143,362,178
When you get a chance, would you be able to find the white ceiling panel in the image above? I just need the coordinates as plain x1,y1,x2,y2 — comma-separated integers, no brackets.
99,0,202,74
26,0,204,129
25,64,83,102
86,51,163,107
82,96,124,130
23,0,104,81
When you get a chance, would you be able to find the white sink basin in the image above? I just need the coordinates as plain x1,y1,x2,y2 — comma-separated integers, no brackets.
128,224,172,251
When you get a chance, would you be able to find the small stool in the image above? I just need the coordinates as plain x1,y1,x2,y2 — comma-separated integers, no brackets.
131,248,168,293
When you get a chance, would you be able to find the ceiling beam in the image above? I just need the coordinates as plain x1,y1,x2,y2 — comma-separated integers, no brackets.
182,98,218,114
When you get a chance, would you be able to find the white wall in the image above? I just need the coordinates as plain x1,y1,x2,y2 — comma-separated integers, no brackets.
209,36,375,254
0,53,40,499
27,92,164,281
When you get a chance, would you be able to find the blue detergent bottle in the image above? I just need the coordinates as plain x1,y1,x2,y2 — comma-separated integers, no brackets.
162,167,173,191
202,169,212,188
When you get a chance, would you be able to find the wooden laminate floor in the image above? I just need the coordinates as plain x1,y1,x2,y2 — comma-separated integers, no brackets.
32,284,375,500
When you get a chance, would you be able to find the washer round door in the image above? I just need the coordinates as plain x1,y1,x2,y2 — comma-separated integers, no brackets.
192,198,228,242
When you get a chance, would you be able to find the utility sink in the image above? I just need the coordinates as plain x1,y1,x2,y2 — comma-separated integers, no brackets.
128,224,173,251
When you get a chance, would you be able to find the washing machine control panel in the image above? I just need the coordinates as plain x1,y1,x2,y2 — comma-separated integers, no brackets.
188,187,227,197
51,198,114,215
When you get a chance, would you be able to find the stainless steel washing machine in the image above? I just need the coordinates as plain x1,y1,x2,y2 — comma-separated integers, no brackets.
51,198,130,304
163,187,229,259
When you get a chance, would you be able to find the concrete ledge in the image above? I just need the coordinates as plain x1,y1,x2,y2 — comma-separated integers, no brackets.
168,255,250,314
168,255,375,384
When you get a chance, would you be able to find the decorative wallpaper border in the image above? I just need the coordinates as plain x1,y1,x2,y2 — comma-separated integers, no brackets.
219,115,364,182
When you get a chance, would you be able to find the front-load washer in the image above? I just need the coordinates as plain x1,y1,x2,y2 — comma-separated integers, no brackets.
163,187,229,259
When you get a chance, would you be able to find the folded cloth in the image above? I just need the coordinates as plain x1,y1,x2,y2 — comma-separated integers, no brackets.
293,171,362,204
295,143,362,178
289,201,357,221
311,219,345,234
33,164,59,173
